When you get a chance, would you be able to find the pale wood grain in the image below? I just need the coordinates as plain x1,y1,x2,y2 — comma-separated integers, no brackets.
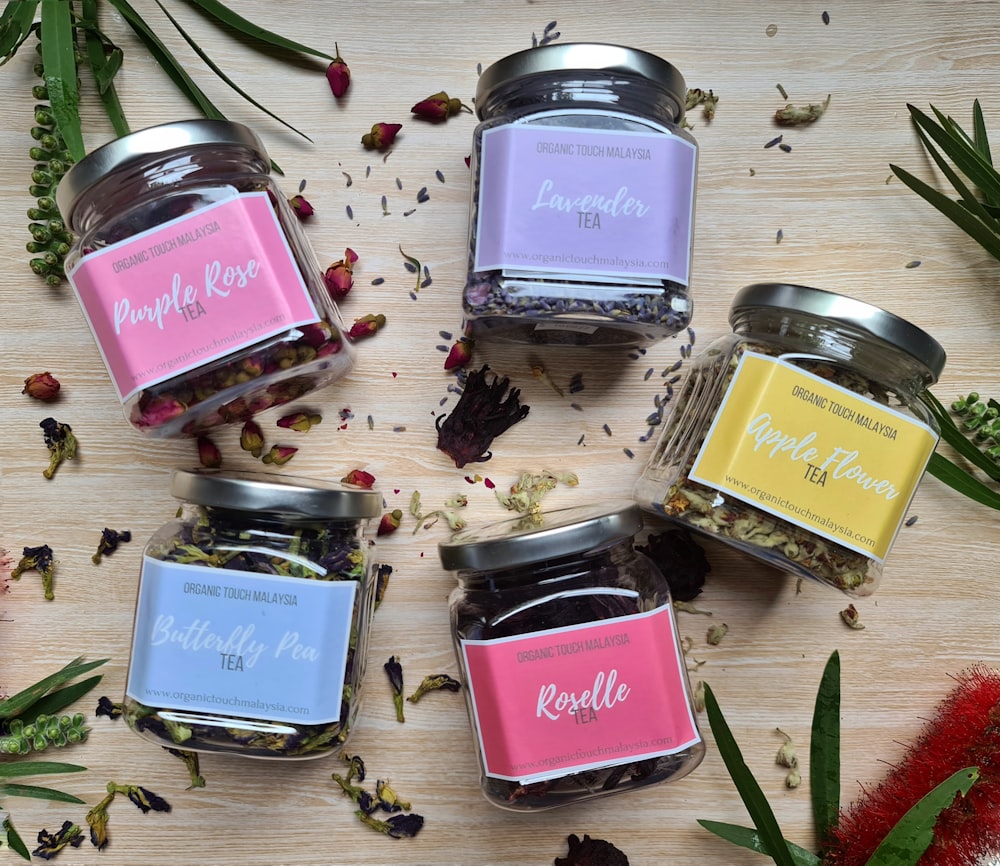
2,2,1000,864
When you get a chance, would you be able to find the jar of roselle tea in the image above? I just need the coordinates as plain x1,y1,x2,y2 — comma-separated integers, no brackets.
439,501,704,810
634,283,946,596
124,469,381,759
464,43,698,347
57,120,354,437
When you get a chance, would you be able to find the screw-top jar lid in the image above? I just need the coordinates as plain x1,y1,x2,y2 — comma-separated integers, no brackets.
438,500,643,572
170,469,381,520
475,43,686,121
56,119,269,223
729,282,947,382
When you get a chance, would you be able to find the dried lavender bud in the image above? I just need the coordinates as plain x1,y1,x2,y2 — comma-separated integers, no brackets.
554,833,630,866
636,527,711,602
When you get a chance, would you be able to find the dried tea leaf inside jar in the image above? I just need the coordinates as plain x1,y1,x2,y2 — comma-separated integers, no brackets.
124,469,381,759
635,283,946,596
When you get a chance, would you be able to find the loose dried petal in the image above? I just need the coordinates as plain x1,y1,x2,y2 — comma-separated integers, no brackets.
342,469,376,489
554,833,630,866
22,371,60,401
326,43,351,98
410,90,471,122
362,122,402,151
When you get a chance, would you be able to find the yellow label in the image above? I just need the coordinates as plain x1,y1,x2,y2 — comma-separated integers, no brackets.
689,352,937,561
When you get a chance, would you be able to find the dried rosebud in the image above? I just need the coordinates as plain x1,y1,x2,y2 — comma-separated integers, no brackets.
277,412,322,432
342,469,376,489
197,436,222,469
384,656,405,723
262,445,297,466
288,194,314,220
555,833,630,866
361,122,402,151
444,339,473,370
377,509,403,536
324,248,359,299
407,673,461,703
39,416,77,480
11,544,56,600
92,528,132,564
410,90,471,122
348,313,387,341
32,820,84,859
22,371,60,401
326,43,351,98
356,810,424,839
134,394,186,429
240,419,265,457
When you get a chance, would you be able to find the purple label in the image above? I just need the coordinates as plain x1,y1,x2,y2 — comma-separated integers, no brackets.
474,123,696,283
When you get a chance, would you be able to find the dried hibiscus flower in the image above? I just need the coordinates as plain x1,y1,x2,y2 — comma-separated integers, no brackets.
436,365,530,468
636,526,711,602
362,122,402,151
410,90,472,122
554,833,629,866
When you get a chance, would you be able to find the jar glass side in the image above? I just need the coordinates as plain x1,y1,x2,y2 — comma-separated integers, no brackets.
62,144,354,438
123,505,375,759
449,539,704,810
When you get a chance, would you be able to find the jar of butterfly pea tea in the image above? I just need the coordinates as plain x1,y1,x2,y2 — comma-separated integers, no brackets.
123,469,381,759
439,501,704,811
634,283,946,596
463,43,698,347
56,120,354,437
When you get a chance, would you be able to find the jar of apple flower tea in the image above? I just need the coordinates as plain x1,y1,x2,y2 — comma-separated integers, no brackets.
464,43,698,347
439,501,704,810
56,120,354,437
634,283,946,596
123,469,381,759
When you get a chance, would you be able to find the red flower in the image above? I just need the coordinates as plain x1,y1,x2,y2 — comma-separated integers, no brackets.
362,122,402,151
347,313,386,341
444,339,473,371
22,371,61,401
197,436,222,468
288,194,314,220
324,248,359,300
341,469,376,489
326,43,351,98
410,91,471,122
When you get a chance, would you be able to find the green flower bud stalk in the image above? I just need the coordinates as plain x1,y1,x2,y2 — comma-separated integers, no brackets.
0,713,89,754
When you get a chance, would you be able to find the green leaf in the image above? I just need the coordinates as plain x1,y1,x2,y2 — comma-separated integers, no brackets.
922,391,1000,482
0,658,107,721
17,675,103,725
153,0,311,141
40,0,85,162
80,0,129,137
926,452,1000,509
810,651,840,844
180,0,332,60
697,821,821,866
0,761,87,779
972,99,993,164
4,815,31,861
864,767,978,866
704,683,798,866
0,783,85,804
0,0,39,62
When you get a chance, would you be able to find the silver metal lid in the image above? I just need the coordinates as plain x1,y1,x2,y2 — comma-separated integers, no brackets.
56,119,269,221
475,43,686,119
730,282,947,381
438,500,642,572
170,469,381,520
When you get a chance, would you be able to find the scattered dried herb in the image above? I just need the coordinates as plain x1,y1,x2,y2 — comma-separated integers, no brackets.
348,313,387,340
707,623,729,645
495,470,578,515
288,193,314,220
11,544,56,600
377,509,403,536
905,259,922,268
277,412,322,432
94,697,122,720
261,444,297,466
406,674,461,704
774,94,831,125
685,87,719,122
32,820,83,859
384,656,405,723
39,417,76,480
22,372,60,401
554,833,630,866
840,604,865,630
85,781,171,851
91,528,131,564
196,436,222,469
444,339,473,370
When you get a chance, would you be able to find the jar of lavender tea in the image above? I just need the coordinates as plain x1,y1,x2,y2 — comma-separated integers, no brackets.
464,43,698,347
439,501,704,810
634,283,946,596
56,120,354,437
123,469,381,759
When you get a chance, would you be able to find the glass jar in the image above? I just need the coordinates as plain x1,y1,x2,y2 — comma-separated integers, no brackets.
464,43,697,347
56,120,354,437
438,501,704,811
635,283,947,596
123,469,381,759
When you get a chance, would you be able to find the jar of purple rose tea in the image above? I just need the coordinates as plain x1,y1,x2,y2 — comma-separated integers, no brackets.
439,501,704,810
123,469,381,759
464,43,698,347
56,120,354,437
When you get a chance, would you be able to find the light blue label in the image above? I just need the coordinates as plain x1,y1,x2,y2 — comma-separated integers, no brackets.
126,556,357,725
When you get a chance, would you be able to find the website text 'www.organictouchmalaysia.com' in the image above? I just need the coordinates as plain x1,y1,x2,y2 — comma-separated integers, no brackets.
144,687,309,717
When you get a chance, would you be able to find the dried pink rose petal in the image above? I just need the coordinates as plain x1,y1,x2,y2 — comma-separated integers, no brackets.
342,469,376,489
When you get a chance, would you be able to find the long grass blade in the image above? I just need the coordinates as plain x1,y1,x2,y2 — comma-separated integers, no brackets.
926,453,1000,510
0,761,87,779
80,0,129,137
0,783,86,804
697,821,821,866
153,0,311,140
972,99,993,164
810,651,840,844
0,0,40,61
908,104,1000,204
40,0,84,161
181,0,332,60
17,675,104,724
922,391,1000,482
0,658,107,720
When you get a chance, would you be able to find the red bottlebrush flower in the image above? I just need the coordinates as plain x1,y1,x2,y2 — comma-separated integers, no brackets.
825,665,1000,866
276,412,322,432
22,371,61,401
240,419,265,458
410,90,471,122
326,43,351,98
324,247,359,299
341,468,376,489
262,445,297,466
288,194,314,220
444,339,473,371
435,365,530,468
377,508,403,536
197,436,222,468
347,313,386,341
361,122,402,151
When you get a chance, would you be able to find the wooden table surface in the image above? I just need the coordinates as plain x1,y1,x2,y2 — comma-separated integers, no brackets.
2,2,999,864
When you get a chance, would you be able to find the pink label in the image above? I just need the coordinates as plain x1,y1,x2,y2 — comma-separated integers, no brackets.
460,603,700,784
67,192,320,401
474,123,696,283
